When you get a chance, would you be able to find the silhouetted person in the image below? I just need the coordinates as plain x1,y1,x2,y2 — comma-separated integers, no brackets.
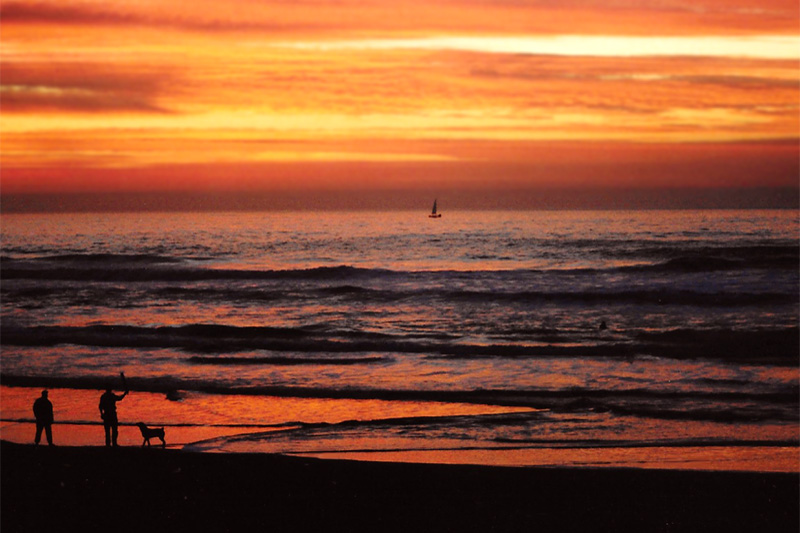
599,320,608,331
99,375,128,447
33,390,54,446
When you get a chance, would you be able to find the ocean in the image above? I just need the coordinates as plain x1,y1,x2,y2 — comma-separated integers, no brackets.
1,209,797,471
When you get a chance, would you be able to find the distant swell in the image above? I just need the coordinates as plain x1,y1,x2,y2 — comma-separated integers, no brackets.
188,355,387,366
3,243,799,283
41,253,183,264
0,324,440,355
431,289,790,307
0,263,381,282
623,251,799,273
634,328,800,360
2,284,794,308
2,324,797,363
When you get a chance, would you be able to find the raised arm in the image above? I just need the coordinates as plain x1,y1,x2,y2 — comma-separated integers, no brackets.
119,372,129,399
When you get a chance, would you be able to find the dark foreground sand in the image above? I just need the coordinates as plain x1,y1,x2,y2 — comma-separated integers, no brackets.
2,441,797,533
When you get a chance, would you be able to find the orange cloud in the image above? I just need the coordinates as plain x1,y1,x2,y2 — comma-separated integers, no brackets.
2,0,797,36
1,0,797,207
1,61,173,113
3,140,797,194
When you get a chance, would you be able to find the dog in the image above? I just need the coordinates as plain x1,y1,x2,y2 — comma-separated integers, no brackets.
136,422,166,448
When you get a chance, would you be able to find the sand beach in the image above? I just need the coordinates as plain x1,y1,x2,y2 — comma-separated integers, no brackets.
2,441,797,533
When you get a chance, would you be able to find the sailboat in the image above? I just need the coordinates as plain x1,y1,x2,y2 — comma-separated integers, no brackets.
428,199,442,218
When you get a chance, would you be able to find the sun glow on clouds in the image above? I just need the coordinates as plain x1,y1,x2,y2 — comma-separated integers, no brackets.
279,35,800,60
0,0,798,204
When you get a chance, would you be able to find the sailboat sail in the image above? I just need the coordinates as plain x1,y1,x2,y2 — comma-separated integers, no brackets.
429,199,441,218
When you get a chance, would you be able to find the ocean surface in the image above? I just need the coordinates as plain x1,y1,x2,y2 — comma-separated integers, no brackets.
1,209,798,471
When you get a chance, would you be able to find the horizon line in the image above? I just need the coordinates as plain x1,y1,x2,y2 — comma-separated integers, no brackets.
2,187,798,214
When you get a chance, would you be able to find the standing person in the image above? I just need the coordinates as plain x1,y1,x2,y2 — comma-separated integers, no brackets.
33,390,54,446
99,373,128,447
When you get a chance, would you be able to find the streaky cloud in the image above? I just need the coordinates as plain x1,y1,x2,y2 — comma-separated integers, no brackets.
280,35,800,60
0,61,173,114
0,1,315,33
2,0,796,36
0,86,170,114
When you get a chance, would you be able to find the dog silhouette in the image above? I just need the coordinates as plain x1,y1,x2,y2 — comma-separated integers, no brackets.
136,422,166,447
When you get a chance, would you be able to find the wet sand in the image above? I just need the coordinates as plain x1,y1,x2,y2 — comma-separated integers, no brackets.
2,441,797,533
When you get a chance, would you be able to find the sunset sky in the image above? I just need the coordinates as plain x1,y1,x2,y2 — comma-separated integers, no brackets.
2,0,798,210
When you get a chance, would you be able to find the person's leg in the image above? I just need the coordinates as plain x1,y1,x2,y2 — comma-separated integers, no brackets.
45,423,53,445
104,421,111,446
111,421,119,446
35,422,43,445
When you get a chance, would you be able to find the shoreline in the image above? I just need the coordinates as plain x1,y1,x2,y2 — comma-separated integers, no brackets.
4,420,798,472
3,384,797,473
3,441,798,533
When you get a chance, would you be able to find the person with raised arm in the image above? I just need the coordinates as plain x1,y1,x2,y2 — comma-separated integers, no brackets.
99,372,128,447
